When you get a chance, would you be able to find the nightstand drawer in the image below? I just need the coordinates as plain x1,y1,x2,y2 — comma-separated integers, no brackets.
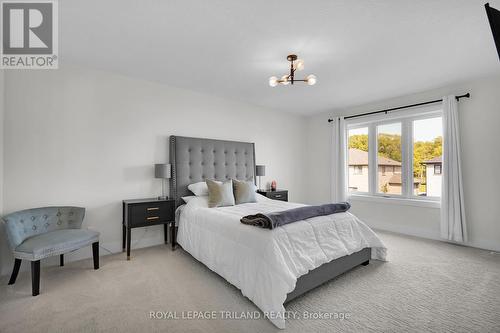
258,190,288,202
128,202,174,226
268,191,288,201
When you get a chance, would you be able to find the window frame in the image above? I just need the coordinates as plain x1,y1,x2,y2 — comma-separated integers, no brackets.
345,104,442,206
375,120,404,197
347,125,371,194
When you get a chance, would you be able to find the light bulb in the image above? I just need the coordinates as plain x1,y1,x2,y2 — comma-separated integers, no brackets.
295,59,304,71
269,76,278,87
306,74,317,86
281,75,290,85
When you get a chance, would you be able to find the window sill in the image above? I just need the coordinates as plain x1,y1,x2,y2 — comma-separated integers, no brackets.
348,194,440,209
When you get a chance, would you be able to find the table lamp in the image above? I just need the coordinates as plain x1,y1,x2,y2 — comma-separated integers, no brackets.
256,165,265,191
155,164,171,200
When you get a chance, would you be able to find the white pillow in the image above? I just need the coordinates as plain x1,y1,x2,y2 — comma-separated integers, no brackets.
187,180,221,196
182,196,197,203
188,182,209,196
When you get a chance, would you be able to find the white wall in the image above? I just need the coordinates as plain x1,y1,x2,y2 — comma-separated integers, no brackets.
305,74,500,252
0,65,307,275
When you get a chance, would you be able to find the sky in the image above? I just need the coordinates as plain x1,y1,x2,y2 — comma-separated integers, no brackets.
348,117,442,142
413,117,442,142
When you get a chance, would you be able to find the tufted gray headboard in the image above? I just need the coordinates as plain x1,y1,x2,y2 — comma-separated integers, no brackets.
169,136,256,207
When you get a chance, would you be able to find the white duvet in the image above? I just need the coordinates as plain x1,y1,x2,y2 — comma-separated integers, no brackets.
177,196,387,329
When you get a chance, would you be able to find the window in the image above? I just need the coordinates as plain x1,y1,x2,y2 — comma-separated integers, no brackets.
345,106,442,201
377,123,402,195
347,127,369,193
413,117,443,197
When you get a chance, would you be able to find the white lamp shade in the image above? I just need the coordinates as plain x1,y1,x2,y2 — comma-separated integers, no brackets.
306,74,317,85
269,76,278,87
295,59,304,71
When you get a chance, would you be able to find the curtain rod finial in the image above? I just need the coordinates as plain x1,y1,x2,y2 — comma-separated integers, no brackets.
455,93,470,101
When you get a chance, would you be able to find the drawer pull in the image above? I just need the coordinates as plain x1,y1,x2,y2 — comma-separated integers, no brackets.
274,194,282,198
147,216,160,221
147,207,160,211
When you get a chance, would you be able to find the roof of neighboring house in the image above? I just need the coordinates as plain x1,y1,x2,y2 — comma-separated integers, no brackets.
388,173,421,185
348,148,401,166
422,156,442,164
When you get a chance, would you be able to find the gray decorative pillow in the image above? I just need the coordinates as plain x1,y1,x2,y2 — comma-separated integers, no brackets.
232,179,257,205
206,179,235,208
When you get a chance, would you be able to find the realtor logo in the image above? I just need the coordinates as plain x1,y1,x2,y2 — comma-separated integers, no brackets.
1,0,58,69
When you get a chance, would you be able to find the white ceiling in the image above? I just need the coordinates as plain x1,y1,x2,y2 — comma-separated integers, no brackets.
61,0,500,115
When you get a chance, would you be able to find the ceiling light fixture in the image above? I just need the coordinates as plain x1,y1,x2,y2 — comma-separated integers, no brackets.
269,54,317,87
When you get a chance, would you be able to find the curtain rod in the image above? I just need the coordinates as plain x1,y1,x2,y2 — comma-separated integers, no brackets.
327,93,470,123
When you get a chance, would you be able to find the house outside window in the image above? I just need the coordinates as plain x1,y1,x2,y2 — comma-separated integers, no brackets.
421,156,442,197
347,127,369,193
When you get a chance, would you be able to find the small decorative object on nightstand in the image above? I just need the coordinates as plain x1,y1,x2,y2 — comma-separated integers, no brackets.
271,180,277,191
155,164,171,200
122,198,176,260
257,189,288,202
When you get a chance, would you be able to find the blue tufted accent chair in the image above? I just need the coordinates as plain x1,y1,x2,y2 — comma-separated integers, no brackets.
2,206,100,296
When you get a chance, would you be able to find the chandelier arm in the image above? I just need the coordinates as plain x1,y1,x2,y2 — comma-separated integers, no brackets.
277,74,291,82
276,77,308,83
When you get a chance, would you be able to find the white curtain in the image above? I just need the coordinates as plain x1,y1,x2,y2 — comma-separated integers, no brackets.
441,95,467,242
331,116,347,202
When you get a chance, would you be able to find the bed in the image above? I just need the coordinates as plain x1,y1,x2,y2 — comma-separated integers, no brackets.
169,135,387,329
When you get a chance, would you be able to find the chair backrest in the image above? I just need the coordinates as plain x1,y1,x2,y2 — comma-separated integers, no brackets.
2,206,85,250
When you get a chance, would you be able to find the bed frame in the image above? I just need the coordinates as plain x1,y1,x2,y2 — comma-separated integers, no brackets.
169,135,370,303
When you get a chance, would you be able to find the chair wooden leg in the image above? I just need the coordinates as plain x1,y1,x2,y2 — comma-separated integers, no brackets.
92,242,99,269
60,254,64,267
31,260,40,296
8,259,22,285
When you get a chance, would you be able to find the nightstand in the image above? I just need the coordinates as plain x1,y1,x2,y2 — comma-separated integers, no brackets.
257,189,288,202
122,198,176,260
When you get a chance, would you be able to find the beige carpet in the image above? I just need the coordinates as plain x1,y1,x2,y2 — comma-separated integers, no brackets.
1,231,499,333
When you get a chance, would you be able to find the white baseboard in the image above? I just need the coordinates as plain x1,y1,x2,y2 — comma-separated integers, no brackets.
368,222,500,253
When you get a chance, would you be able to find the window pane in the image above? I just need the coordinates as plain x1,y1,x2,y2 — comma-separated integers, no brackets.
377,123,402,194
348,127,369,193
413,117,442,197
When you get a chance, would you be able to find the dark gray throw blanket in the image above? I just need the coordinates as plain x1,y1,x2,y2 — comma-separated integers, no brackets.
240,202,351,229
